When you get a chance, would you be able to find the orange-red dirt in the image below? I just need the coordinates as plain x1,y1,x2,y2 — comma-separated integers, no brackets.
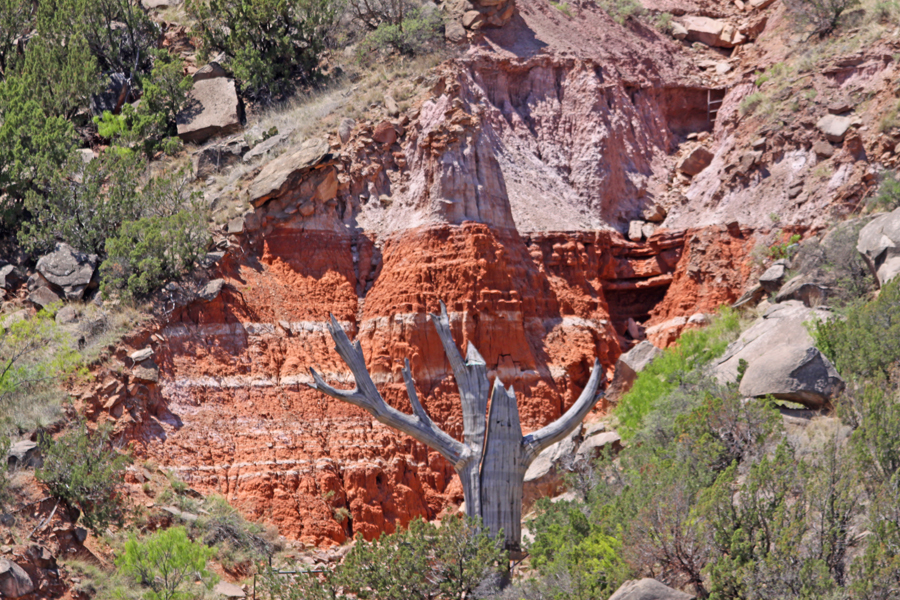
94,221,759,547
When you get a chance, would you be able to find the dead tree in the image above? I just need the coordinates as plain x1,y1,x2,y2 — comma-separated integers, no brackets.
308,301,604,552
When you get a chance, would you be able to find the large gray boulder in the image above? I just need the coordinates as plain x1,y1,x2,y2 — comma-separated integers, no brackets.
36,242,99,300
680,16,744,48
608,578,694,600
177,78,242,144
759,261,787,293
816,114,854,143
522,425,581,509
7,440,42,469
247,138,333,207
857,206,900,287
714,301,843,408
607,341,662,402
0,559,34,599
0,264,25,290
677,146,714,176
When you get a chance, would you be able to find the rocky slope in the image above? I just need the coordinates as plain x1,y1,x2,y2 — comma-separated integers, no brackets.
68,0,900,549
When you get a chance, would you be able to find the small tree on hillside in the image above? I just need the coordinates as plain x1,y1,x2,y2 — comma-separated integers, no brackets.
117,526,219,600
36,420,131,534
783,0,860,36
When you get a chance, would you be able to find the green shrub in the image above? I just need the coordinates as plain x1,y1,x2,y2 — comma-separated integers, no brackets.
356,8,443,63
101,208,210,299
36,419,131,535
19,151,147,255
117,526,218,600
783,0,861,35
94,49,192,156
868,171,900,212
740,91,768,115
767,232,802,259
263,516,506,600
814,279,900,382
615,308,741,437
599,0,645,24
189,495,278,568
653,11,673,32
187,0,339,100
0,308,83,437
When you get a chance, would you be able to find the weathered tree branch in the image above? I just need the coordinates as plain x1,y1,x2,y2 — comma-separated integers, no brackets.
307,315,468,467
521,358,605,465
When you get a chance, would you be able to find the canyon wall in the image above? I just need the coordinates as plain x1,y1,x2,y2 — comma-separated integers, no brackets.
102,0,765,546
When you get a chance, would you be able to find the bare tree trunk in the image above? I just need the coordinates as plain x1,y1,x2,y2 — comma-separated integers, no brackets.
308,301,605,551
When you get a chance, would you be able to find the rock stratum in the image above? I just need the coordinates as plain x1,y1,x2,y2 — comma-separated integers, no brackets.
79,0,881,547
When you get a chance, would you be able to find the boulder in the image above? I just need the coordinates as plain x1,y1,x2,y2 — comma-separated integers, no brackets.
642,203,667,223
243,131,292,163
609,578,694,600
445,19,467,42
28,286,62,309
628,220,645,241
7,440,42,469
214,581,246,598
677,146,714,176
89,73,130,117
607,341,662,402
0,559,34,599
176,78,242,144
813,140,835,158
642,222,658,240
199,279,226,302
714,301,844,408
816,114,854,143
759,262,786,293
857,206,900,286
247,138,332,206
192,62,227,82
373,121,398,145
748,0,777,8
338,118,356,144
575,431,622,462
36,242,99,300
680,16,742,48
774,275,827,307
193,139,248,179
132,359,160,384
671,21,688,39
0,264,25,290
523,425,581,509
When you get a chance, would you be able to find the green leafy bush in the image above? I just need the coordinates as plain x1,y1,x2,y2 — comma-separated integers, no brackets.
615,308,741,437
19,151,148,255
101,208,210,299
117,526,218,600
187,0,339,100
36,420,131,535
868,171,900,212
262,516,506,600
94,49,192,156
356,8,443,63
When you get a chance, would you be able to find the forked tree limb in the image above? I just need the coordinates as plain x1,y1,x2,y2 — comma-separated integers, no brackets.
307,315,469,468
521,358,605,465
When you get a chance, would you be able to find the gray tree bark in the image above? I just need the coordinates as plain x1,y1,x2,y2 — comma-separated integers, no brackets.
308,301,605,552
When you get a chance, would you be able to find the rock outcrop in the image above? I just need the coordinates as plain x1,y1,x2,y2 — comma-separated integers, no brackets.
35,243,98,301
858,206,900,287
0,560,34,599
609,578,694,600
714,301,844,407
607,341,661,402
177,78,242,144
